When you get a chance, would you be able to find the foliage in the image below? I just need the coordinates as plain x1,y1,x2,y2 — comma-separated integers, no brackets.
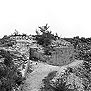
0,35,16,47
0,49,25,91
64,36,91,49
64,36,91,90
64,36,91,69
40,63,91,91
40,71,57,91
66,37,91,74
1,25,91,91
34,24,60,56
40,68,77,91
35,24,58,47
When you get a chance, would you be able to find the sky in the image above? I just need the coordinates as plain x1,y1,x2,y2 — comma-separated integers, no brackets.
0,0,91,38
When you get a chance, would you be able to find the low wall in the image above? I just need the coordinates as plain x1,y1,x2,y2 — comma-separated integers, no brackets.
46,46,74,66
29,44,74,66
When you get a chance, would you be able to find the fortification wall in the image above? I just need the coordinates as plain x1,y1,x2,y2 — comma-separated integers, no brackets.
29,43,74,66
46,45,74,66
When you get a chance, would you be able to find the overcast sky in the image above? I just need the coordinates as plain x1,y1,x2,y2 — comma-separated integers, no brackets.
0,0,91,38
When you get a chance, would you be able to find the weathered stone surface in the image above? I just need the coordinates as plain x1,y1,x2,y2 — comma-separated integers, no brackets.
46,45,74,66
29,39,74,66
49,60,89,91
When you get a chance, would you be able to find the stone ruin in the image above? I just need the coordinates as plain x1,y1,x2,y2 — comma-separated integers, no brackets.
46,45,74,66
29,39,74,66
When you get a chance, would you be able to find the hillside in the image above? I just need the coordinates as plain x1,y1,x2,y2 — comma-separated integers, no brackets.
0,25,91,91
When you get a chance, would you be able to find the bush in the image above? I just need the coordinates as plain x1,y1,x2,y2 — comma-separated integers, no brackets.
40,71,57,91
0,49,25,91
35,24,57,47
40,64,91,91
0,35,16,47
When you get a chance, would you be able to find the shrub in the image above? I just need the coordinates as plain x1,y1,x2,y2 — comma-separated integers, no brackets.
0,35,16,47
0,49,25,91
35,24,57,47
40,71,57,91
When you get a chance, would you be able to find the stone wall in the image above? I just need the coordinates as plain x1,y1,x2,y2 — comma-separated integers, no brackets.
29,48,48,61
29,42,74,66
46,45,74,66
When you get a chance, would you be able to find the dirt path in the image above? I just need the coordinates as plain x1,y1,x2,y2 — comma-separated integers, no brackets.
22,60,83,91
22,62,61,91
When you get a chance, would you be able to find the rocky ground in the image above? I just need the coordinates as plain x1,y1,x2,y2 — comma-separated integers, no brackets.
0,29,91,91
21,60,83,91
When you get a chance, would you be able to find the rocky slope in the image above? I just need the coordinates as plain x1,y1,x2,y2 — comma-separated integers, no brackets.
0,29,91,91
22,60,84,91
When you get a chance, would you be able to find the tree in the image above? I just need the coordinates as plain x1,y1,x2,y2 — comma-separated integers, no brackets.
35,24,57,47
13,29,19,35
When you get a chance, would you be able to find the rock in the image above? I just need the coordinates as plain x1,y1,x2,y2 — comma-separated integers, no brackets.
48,60,91,91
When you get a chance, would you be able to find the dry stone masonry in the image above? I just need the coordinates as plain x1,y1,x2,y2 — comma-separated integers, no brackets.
29,39,74,66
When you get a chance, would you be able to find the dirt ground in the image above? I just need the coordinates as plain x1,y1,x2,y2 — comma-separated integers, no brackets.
22,60,83,91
